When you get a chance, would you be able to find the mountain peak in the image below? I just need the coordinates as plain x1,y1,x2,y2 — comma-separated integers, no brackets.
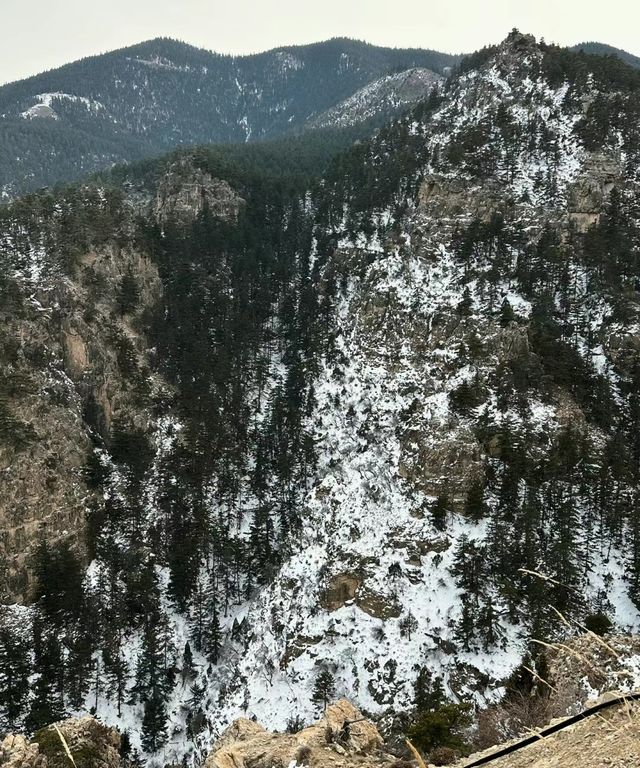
502,28,538,52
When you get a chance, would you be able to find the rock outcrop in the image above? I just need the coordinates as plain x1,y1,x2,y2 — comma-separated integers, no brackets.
205,700,392,768
547,634,640,712
154,157,245,224
0,237,163,601
0,718,121,768
566,152,621,232
456,698,640,767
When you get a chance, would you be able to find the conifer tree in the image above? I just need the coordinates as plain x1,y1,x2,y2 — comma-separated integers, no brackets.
430,493,449,533
117,266,140,316
26,616,66,732
0,610,31,730
140,688,167,754
311,665,335,712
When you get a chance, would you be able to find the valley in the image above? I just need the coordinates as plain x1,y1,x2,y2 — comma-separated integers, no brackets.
1,28,640,768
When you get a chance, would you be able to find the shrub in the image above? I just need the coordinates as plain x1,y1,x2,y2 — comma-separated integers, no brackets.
429,745,459,766
407,702,472,755
584,612,613,636
295,745,312,764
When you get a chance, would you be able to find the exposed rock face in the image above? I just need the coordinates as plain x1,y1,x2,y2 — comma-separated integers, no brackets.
205,700,390,768
320,573,361,611
310,67,443,130
155,157,245,224
0,735,45,768
0,240,163,602
418,175,507,223
566,152,622,232
547,634,640,712
319,574,402,619
0,718,120,768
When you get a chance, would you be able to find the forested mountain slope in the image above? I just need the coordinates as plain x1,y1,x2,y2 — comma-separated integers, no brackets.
571,41,640,70
2,29,640,768
0,37,456,199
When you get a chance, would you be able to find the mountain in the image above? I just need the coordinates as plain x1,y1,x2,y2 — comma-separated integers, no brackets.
2,28,640,766
571,41,640,69
0,37,457,199
308,67,443,129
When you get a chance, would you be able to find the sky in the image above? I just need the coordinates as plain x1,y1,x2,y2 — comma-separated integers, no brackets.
1,0,639,85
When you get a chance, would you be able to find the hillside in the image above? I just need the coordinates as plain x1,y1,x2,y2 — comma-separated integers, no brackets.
308,67,443,129
1,28,640,767
0,37,456,198
571,41,640,70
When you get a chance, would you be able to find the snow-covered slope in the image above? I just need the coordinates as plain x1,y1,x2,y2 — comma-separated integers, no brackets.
309,67,443,129
171,31,640,747
3,31,640,767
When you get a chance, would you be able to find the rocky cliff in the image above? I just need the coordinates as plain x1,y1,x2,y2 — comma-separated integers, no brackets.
0,188,162,599
0,159,245,601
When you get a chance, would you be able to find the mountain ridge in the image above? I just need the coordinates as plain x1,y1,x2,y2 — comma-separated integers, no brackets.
0,37,458,199
2,28,640,767
570,41,640,69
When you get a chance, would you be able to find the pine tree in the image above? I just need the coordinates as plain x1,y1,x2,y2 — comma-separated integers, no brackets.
414,668,445,713
202,583,223,665
0,609,32,730
103,626,129,718
464,478,489,522
26,616,66,732
134,606,175,703
454,597,476,652
65,625,94,710
430,493,449,533
477,602,498,650
399,612,418,640
181,641,195,682
140,688,167,753
311,666,335,712
499,297,516,326
117,266,140,316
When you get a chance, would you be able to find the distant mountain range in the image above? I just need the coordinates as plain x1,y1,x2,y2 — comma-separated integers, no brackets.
0,37,457,198
571,41,640,69
1,36,639,200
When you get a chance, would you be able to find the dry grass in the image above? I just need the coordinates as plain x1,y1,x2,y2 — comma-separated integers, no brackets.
405,738,429,768
53,725,77,768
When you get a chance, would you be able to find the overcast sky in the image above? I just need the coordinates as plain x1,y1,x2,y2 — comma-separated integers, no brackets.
1,0,638,85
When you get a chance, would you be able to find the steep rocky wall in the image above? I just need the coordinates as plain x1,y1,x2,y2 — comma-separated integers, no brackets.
0,243,162,602
154,157,245,224
0,159,246,603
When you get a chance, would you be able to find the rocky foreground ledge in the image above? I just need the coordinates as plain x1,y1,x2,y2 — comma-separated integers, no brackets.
0,702,394,768
2,695,640,768
0,718,120,768
206,699,392,768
